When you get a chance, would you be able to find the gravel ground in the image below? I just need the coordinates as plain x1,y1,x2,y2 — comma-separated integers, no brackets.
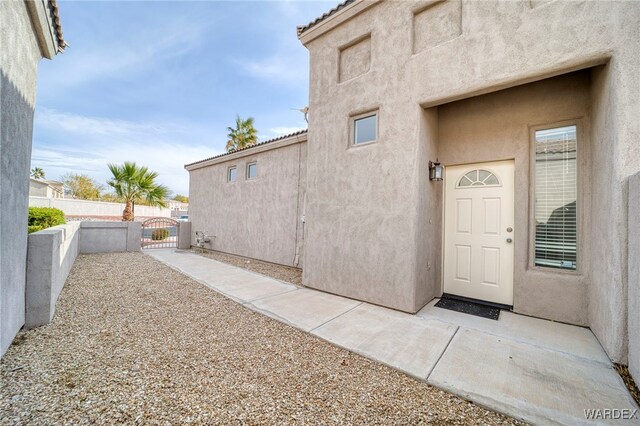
1,252,524,425
614,364,640,406
194,249,640,410
193,249,303,286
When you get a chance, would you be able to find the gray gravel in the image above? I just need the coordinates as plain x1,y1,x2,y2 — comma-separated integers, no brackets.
615,363,640,406
193,248,303,286
1,252,524,425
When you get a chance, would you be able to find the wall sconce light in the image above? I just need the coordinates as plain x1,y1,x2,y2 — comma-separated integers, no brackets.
429,160,443,181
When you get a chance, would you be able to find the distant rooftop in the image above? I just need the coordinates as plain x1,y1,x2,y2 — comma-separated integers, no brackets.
185,129,308,168
296,0,355,36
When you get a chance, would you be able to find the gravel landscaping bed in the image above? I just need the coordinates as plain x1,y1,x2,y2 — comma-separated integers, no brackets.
615,364,640,406
193,248,303,286
1,252,523,425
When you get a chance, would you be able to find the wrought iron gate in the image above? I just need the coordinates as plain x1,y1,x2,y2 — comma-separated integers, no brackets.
141,217,179,249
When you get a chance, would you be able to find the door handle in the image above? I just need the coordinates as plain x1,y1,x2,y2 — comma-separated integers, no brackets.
506,238,513,243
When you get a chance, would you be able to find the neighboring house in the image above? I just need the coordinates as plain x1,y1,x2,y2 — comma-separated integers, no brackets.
29,178,64,198
0,0,66,357
188,0,639,381
166,199,189,218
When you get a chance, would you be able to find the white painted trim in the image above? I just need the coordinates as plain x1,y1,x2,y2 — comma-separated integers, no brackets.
25,0,59,59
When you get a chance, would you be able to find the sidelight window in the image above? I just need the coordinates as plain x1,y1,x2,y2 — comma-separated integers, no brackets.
533,125,577,270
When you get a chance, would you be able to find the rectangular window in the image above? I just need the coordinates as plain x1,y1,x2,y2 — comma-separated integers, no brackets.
353,113,377,145
227,166,237,182
247,162,257,179
534,125,577,270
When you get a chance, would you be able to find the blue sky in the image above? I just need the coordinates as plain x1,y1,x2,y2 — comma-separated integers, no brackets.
32,0,334,196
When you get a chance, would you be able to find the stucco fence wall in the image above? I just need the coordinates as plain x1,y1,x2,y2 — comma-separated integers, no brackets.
25,221,141,328
629,172,640,384
29,196,171,218
0,0,54,357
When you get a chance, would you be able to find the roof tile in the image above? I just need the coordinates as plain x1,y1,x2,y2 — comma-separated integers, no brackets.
49,0,67,52
297,0,355,36
185,129,307,168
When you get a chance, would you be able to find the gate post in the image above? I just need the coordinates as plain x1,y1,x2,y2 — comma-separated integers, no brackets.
178,222,191,249
127,221,142,251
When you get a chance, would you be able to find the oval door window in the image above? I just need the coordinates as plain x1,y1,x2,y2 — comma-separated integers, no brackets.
456,169,501,188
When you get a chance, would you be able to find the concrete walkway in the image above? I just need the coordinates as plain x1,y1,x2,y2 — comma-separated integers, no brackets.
147,249,639,425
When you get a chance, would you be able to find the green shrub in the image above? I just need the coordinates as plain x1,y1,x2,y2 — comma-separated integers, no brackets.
28,207,65,232
151,228,170,241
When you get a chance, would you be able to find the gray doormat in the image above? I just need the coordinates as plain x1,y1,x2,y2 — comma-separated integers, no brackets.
434,296,501,320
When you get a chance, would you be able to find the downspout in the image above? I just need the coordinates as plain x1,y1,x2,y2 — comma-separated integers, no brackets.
293,135,304,267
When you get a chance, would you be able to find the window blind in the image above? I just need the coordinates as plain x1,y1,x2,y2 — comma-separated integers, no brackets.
534,125,577,270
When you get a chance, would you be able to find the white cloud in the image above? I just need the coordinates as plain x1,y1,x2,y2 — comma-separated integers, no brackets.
232,6,312,88
268,125,307,137
32,109,222,195
37,108,167,136
39,15,210,94
239,54,308,87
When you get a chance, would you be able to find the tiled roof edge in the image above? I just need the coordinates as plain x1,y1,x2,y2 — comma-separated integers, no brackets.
296,0,355,36
185,129,308,168
49,0,67,53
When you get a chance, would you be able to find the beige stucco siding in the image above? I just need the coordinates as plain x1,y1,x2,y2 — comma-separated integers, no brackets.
0,0,51,356
29,179,63,198
0,1,42,107
29,180,50,197
188,140,306,267
302,0,640,362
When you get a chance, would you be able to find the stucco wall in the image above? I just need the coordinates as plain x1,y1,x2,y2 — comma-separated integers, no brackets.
79,221,142,253
188,138,306,267
415,107,441,306
629,172,640,383
25,221,141,329
0,0,44,357
25,222,81,328
302,0,640,362
29,196,171,218
177,222,192,250
437,71,591,325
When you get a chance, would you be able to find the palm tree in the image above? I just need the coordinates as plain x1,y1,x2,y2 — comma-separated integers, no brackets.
107,162,170,221
225,115,258,152
30,167,45,179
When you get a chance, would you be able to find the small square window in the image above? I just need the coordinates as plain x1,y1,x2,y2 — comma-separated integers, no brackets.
353,113,377,145
227,166,237,182
247,162,257,179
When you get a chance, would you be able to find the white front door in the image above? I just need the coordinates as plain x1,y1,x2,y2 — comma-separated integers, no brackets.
443,160,515,305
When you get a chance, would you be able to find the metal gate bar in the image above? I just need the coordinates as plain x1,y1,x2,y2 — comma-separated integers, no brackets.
141,217,179,249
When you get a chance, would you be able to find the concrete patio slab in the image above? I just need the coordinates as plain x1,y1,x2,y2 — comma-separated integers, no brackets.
211,275,296,303
418,299,610,364
147,249,295,302
148,249,639,425
249,289,361,331
428,328,638,425
147,249,242,281
313,303,458,378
